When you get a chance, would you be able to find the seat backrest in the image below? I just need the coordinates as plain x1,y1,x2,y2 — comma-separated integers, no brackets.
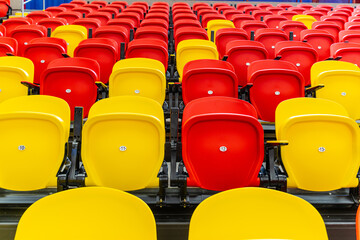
14,187,157,240
189,187,328,240
38,18,67,32
2,18,32,37
206,19,234,41
0,95,70,191
292,14,316,29
0,36,17,56
215,28,248,58
10,24,47,56
56,11,82,24
82,96,165,191
51,25,87,57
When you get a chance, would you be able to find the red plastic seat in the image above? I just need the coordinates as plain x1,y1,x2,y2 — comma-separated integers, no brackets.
279,20,307,41
99,7,120,16
106,4,123,12
56,11,82,24
26,11,52,24
126,38,168,71
111,1,128,9
10,25,47,56
140,18,168,30
91,0,107,7
339,30,360,44
145,13,169,23
87,12,112,26
0,37,17,56
45,7,67,17
333,8,352,16
116,12,140,28
182,96,264,191
38,18,67,32
317,4,333,11
320,15,345,30
107,18,136,34
311,7,330,15
182,60,238,104
0,0,9,18
172,9,193,17
288,7,306,15
275,41,318,86
300,29,335,61
215,28,248,59
217,6,235,14
132,2,148,11
257,3,273,10
278,10,298,20
201,14,226,28
70,0,86,6
241,20,268,36
59,3,78,10
0,24,5,36
330,42,360,66
23,37,67,84
297,4,313,11
174,27,208,50
40,57,100,119
225,40,268,86
149,8,169,15
346,22,360,31
243,6,261,15
73,18,102,32
223,10,241,20
74,38,119,84
247,60,305,122
252,10,272,21
213,3,229,9
2,18,33,37
312,21,341,41
83,4,100,11
236,3,253,11
336,4,354,12
134,26,168,43
123,8,144,20
72,6,94,17
328,11,349,22
173,13,197,22
254,28,288,59
231,14,255,28
303,10,324,21
266,7,283,15
277,3,293,10
349,16,360,23
197,9,217,19
94,25,129,52
173,19,201,32
263,15,288,29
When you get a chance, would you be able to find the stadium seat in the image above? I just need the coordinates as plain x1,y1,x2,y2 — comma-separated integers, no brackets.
83,3,100,11
91,0,107,7
263,15,288,29
279,20,307,41
140,19,168,30
82,96,165,190
303,10,325,21
320,16,346,30
72,6,94,17
56,11,82,24
2,17,33,37
279,10,298,20
107,18,136,34
206,19,234,41
236,3,252,11
74,38,119,84
0,0,9,18
23,37,67,85
328,11,349,22
252,10,272,21
126,39,168,71
173,19,201,32
257,3,273,10
241,20,268,36
116,12,140,28
298,4,313,11
330,42,360,66
26,11,52,24
311,61,360,120
0,37,17,56
254,28,289,59
231,14,254,28
223,10,241,20
266,7,283,15
14,187,157,240
40,57,100,119
339,30,360,44
277,3,293,9
134,26,168,43
109,58,166,103
247,60,305,122
0,56,34,103
274,97,360,191
123,8,144,20
317,4,333,11
0,95,70,191
45,6,67,17
99,7,120,16
215,28,248,59
93,25,128,52
59,3,78,10
292,15,316,29
188,187,328,239
173,13,197,22
243,6,261,15
201,14,226,28
71,0,86,6
182,97,263,190
301,29,335,61
51,25,87,57
145,13,169,23
345,22,360,31
38,18,67,32
288,7,306,15
225,40,268,87
176,39,218,80
312,7,330,15
10,25,47,56
174,27,208,50
87,12,112,26
182,60,238,104
73,18,102,33
312,21,341,41
275,41,318,86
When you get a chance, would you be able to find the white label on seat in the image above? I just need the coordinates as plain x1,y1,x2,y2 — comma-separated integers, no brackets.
275,91,280,95
208,90,213,95
40,60,45,63
219,146,227,152
341,92,346,96
271,46,275,48
318,147,325,152
119,146,127,151
135,90,140,94
318,46,322,49
24,42,28,45
18,145,25,151
246,62,250,66
296,63,300,66
66,89,71,93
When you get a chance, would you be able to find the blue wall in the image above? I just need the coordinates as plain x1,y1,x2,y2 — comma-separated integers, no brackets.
26,0,72,10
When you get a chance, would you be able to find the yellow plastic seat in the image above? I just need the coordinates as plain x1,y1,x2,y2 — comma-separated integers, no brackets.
0,95,70,191
275,97,360,191
311,61,360,120
82,96,165,191
51,25,87,57
176,39,219,81
109,58,166,104
0,56,34,103
206,19,235,41
15,187,157,240
189,187,328,240
292,15,316,29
